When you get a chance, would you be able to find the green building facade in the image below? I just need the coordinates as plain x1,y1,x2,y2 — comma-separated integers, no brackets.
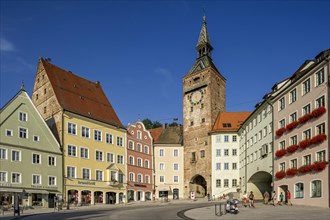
0,89,62,208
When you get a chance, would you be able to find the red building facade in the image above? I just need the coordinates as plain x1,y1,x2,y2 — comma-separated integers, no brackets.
126,122,154,201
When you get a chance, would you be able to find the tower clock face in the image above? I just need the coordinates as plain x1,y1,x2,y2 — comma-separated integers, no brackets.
189,89,204,105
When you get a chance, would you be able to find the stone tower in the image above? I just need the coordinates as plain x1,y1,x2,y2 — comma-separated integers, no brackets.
183,16,226,198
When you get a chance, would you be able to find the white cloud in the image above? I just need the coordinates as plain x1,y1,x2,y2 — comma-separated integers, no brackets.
0,38,16,51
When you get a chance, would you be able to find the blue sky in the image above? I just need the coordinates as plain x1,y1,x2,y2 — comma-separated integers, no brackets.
1,0,329,126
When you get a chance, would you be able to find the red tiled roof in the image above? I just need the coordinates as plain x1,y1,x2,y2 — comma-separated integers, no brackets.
149,127,163,142
41,59,124,129
212,112,251,132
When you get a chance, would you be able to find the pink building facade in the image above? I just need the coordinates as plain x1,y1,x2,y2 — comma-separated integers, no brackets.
126,122,154,202
273,49,329,208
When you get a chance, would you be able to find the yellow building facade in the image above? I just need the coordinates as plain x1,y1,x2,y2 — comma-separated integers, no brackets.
63,112,127,205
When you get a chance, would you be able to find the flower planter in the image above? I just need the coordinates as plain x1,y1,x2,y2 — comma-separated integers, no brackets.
275,149,286,158
276,127,286,137
286,168,297,176
275,170,286,179
311,106,326,118
311,134,327,145
299,139,311,150
298,164,313,174
286,121,298,131
286,145,299,154
298,113,313,124
312,161,327,171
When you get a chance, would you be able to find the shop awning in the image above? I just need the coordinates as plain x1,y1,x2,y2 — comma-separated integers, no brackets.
25,189,49,194
157,187,170,191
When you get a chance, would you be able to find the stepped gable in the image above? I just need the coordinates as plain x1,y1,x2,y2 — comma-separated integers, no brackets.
41,59,124,129
212,112,251,132
155,126,183,144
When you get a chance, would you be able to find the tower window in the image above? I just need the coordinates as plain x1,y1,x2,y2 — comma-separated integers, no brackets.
201,118,205,123
193,77,200,83
190,121,194,126
191,107,193,112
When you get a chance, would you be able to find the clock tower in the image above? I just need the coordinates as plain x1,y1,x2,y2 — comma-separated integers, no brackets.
183,16,226,198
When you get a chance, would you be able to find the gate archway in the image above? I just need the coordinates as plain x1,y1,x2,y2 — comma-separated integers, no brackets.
190,175,206,198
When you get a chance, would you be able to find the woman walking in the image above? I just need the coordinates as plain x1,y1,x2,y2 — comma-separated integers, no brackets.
242,191,248,207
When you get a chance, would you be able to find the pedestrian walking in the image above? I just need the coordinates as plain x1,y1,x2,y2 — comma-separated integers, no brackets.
249,191,255,208
271,191,277,206
279,192,284,205
263,191,269,205
286,190,292,206
242,191,248,207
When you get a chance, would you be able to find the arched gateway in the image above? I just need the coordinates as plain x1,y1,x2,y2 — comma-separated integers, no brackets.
190,175,207,198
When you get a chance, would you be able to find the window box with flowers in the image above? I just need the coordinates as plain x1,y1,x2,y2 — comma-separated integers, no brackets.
298,164,313,174
286,121,298,131
286,168,297,176
311,161,327,172
311,134,327,145
275,170,286,179
275,149,286,158
276,127,286,137
286,145,299,154
298,113,313,124
311,106,326,118
299,139,311,150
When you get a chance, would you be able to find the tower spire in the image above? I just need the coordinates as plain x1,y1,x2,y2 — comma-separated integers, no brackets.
196,15,213,58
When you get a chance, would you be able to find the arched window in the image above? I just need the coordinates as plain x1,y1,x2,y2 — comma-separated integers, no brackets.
128,141,134,150
144,160,149,168
137,174,143,183
295,182,304,198
129,172,134,182
311,180,321,197
137,158,142,167
129,156,134,165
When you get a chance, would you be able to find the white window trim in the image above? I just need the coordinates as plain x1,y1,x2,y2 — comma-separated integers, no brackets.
32,153,42,165
11,172,22,184
5,129,13,137
67,122,77,135
11,149,21,162
95,150,104,161
18,111,28,122
32,174,42,185
67,166,76,178
95,170,104,181
0,171,8,182
80,147,89,159
48,175,57,186
81,126,90,139
18,127,28,139
82,167,91,180
48,155,56,166
0,147,8,160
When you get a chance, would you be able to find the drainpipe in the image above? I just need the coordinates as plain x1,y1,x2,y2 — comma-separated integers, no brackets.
265,99,275,195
